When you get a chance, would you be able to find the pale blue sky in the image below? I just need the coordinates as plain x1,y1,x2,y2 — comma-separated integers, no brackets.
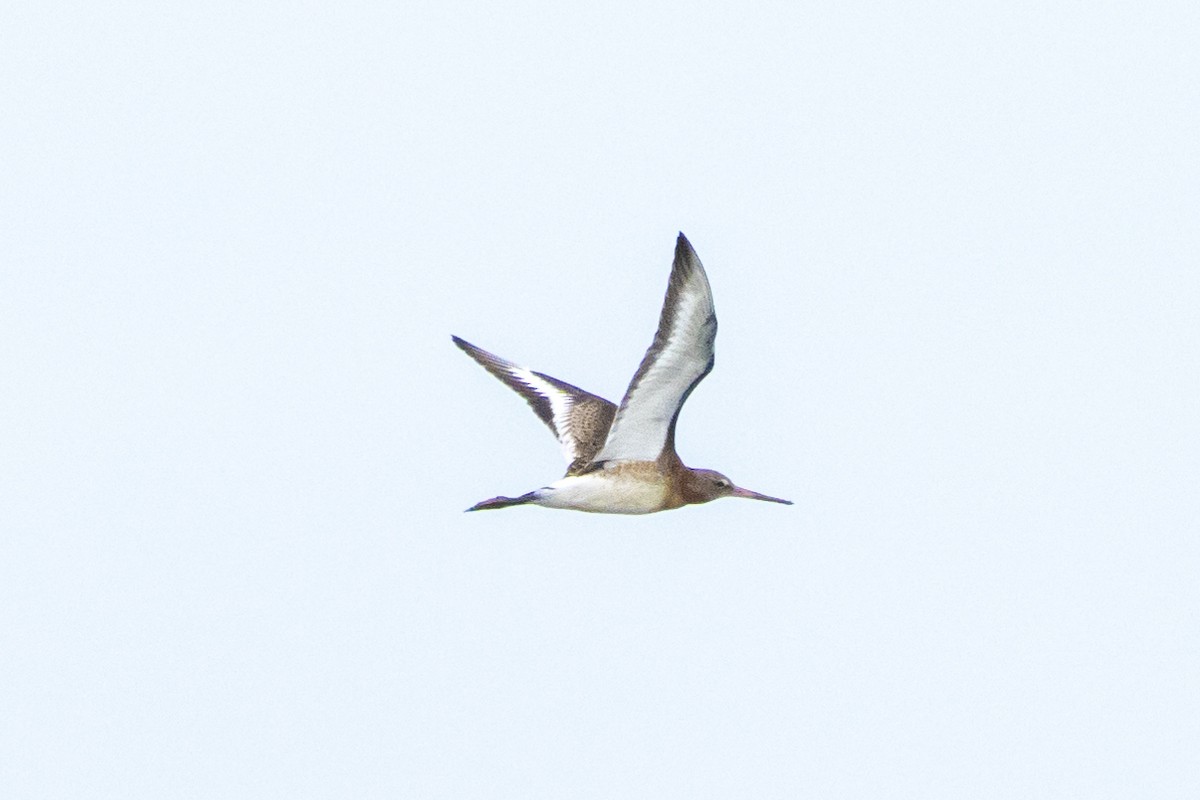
3,1,1198,797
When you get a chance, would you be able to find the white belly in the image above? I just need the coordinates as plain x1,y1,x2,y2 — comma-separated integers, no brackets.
534,471,668,515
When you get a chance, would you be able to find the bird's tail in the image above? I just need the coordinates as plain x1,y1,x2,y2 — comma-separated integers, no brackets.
466,491,538,512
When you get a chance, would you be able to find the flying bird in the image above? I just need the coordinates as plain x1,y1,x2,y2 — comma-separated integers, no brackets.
453,233,792,514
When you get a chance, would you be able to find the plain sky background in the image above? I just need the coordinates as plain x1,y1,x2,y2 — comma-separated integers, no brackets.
3,1,1198,797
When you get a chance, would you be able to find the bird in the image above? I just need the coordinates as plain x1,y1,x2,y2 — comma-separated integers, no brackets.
453,232,792,514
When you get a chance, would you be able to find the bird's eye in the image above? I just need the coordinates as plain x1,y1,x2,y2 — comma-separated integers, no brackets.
715,479,729,488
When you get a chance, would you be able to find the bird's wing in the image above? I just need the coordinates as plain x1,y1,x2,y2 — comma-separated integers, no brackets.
589,233,717,466
452,336,617,475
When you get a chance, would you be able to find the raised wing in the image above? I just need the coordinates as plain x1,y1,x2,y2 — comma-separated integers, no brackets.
589,233,717,466
452,336,616,475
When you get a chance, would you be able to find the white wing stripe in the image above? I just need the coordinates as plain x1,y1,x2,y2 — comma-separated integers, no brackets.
507,366,579,463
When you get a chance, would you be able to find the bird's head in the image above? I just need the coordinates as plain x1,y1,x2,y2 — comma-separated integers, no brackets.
684,468,792,506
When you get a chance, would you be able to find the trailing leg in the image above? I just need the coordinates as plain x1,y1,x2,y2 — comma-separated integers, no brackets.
465,491,538,512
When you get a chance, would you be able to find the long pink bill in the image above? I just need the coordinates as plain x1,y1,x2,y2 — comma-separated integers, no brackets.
731,486,793,505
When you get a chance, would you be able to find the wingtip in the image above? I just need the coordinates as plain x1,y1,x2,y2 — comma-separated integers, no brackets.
671,232,706,283
674,231,698,260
